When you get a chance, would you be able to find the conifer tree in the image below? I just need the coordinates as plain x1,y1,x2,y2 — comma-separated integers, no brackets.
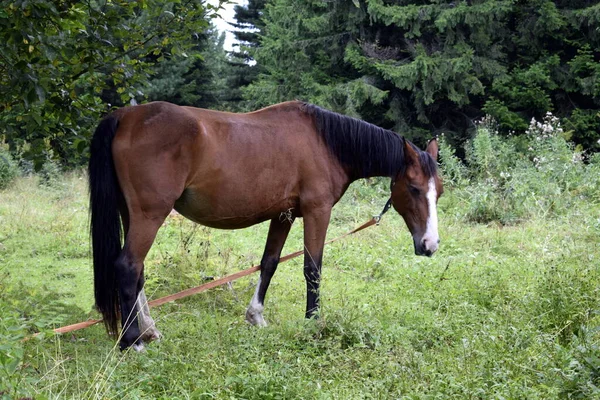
226,0,267,110
145,27,230,110
247,0,600,150
245,0,388,117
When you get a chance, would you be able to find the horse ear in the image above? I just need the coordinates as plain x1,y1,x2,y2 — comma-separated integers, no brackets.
426,138,439,162
404,139,419,164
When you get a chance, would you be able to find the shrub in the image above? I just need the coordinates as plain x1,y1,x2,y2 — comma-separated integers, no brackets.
464,115,517,181
0,142,18,190
438,135,469,187
440,113,600,224
38,160,62,189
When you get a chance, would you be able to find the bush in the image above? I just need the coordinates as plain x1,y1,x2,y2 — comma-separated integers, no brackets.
439,113,600,224
38,158,63,188
0,142,18,190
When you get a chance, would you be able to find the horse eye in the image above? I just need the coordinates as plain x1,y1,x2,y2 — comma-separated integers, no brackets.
409,185,421,196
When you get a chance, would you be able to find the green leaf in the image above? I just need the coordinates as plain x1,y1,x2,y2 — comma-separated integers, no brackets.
31,113,42,126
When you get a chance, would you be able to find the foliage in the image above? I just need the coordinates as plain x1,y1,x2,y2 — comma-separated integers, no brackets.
439,112,600,224
0,305,28,400
37,157,63,189
0,274,73,399
0,139,18,190
225,0,266,110
0,0,219,167
144,27,234,110
245,0,391,118
248,0,600,149
230,0,265,62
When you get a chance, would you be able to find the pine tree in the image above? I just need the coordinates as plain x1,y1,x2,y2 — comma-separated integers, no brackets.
247,0,600,150
245,0,387,117
145,27,231,110
225,0,267,110
230,0,266,63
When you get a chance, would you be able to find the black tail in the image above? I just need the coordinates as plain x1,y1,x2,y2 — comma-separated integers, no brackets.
89,115,122,334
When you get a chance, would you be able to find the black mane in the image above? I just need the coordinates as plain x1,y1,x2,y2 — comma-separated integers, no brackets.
302,103,437,179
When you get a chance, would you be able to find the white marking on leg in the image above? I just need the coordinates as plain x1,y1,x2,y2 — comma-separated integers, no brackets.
136,288,161,342
132,342,146,352
245,277,267,326
423,178,439,253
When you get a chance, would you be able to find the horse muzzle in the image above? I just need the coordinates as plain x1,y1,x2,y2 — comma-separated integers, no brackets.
413,236,439,257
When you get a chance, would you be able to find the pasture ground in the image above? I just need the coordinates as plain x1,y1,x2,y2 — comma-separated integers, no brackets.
1,173,599,399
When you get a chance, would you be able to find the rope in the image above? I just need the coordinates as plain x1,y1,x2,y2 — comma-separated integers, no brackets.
31,216,381,337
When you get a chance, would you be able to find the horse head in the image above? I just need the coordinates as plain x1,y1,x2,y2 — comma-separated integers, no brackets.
391,139,443,257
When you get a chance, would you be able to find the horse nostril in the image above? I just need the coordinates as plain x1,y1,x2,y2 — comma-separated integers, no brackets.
420,237,439,255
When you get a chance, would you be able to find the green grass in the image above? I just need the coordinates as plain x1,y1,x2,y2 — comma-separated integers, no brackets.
1,173,599,399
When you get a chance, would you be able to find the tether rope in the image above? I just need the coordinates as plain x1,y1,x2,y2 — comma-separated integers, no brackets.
30,208,389,338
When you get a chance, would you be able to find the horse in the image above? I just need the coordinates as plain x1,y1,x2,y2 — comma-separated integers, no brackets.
88,101,443,351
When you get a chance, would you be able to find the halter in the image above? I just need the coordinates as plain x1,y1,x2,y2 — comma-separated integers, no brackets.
374,178,394,225
374,197,393,225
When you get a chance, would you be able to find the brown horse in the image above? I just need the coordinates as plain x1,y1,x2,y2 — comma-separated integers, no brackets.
89,101,443,351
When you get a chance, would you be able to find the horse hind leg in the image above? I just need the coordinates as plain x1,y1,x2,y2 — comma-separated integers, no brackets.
117,214,168,351
136,281,161,342
246,216,294,326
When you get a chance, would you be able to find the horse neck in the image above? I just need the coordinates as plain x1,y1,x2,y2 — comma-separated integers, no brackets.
302,103,405,182
341,134,406,182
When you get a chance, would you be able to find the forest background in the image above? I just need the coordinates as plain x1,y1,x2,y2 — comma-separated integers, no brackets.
1,0,599,171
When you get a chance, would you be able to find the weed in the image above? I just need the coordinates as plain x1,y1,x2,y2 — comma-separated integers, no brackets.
440,113,600,224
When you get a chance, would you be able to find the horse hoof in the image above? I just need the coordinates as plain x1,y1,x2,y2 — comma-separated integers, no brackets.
141,327,162,343
245,309,267,327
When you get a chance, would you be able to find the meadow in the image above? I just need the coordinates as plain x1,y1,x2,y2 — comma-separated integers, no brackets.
1,117,599,399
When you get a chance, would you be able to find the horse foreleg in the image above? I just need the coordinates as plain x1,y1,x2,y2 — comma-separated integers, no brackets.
302,208,331,319
246,216,295,326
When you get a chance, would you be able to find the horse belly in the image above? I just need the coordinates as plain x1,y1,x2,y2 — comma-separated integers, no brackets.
173,187,295,229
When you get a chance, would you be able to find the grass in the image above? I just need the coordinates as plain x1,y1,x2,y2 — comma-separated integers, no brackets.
1,173,599,399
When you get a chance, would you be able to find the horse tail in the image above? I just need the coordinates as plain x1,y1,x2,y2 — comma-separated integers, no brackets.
89,114,122,335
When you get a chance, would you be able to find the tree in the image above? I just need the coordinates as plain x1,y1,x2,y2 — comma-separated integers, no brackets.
225,0,266,110
246,0,600,150
144,26,232,110
0,0,219,167
245,0,387,116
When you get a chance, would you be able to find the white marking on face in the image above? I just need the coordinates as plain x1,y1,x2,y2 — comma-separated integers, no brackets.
423,178,439,253
246,277,267,326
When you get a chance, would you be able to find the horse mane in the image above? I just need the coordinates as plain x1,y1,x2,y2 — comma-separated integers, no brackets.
301,103,437,179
